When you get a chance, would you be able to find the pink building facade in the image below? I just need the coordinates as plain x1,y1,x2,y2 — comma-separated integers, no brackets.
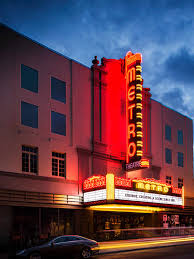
0,24,194,252
0,24,93,251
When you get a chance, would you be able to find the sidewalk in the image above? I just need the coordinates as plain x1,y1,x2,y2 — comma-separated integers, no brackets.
98,235,194,254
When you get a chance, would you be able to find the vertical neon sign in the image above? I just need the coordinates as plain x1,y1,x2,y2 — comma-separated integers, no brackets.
125,52,143,164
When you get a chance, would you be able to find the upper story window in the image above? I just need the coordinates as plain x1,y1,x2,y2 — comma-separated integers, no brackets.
22,145,38,174
178,130,183,145
165,124,171,141
21,64,38,93
166,176,172,185
21,101,38,128
52,152,66,177
51,111,66,136
165,148,172,164
178,152,184,167
51,77,66,103
178,178,183,188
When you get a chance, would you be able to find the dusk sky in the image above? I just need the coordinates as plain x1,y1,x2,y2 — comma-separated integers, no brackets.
1,0,194,121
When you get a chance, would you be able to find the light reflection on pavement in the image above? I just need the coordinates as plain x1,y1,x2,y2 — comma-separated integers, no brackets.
96,243,194,259
97,236,194,253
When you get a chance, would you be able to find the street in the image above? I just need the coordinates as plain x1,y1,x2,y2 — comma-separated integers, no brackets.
1,243,194,259
96,243,194,259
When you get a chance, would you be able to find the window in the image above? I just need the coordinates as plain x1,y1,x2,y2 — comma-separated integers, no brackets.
165,124,171,141
51,77,66,103
21,64,38,93
165,148,172,164
54,236,68,243
51,111,66,136
178,130,183,145
178,152,184,167
22,145,38,174
52,152,66,177
166,176,172,185
178,178,183,188
21,101,38,128
67,236,82,241
54,236,80,243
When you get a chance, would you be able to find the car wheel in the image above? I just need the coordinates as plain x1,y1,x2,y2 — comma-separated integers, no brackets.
81,247,91,258
29,252,42,259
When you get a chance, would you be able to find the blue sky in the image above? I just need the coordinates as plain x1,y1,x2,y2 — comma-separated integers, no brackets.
1,0,194,120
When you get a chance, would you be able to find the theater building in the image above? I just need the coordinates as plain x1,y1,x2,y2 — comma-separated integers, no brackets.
85,53,193,238
0,24,194,250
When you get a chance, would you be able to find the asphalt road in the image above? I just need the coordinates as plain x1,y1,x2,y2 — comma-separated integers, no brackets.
96,243,194,259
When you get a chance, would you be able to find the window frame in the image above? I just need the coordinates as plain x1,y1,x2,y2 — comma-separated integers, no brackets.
165,148,172,164
165,124,172,142
51,76,66,104
21,64,38,93
166,176,172,185
22,145,38,174
178,178,184,188
177,129,183,145
178,152,184,167
51,111,66,136
21,101,38,129
52,152,66,178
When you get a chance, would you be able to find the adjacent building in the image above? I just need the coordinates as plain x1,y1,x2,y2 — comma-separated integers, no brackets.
0,24,194,251
0,24,92,250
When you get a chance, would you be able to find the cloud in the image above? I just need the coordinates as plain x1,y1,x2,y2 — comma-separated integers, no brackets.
163,48,194,86
1,0,194,121
161,88,188,114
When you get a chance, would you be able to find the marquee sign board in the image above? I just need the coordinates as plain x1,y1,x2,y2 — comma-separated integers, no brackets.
83,189,107,203
114,189,183,206
83,174,183,208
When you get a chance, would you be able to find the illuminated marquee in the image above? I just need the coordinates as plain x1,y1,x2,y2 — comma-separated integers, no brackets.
83,176,106,191
83,174,183,208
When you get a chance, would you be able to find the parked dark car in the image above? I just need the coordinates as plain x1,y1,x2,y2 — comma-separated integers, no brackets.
16,235,99,259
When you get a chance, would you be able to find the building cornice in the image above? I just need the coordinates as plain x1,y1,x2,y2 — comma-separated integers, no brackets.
0,170,78,184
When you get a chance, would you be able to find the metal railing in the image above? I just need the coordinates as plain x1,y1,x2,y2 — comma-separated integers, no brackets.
0,189,83,206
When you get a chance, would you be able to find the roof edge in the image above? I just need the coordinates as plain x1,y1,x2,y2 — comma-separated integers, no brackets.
0,22,90,69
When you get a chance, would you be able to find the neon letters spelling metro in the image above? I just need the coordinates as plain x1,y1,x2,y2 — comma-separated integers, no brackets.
125,52,143,163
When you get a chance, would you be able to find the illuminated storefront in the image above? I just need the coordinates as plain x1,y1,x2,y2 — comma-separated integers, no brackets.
89,51,191,236
82,174,185,240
